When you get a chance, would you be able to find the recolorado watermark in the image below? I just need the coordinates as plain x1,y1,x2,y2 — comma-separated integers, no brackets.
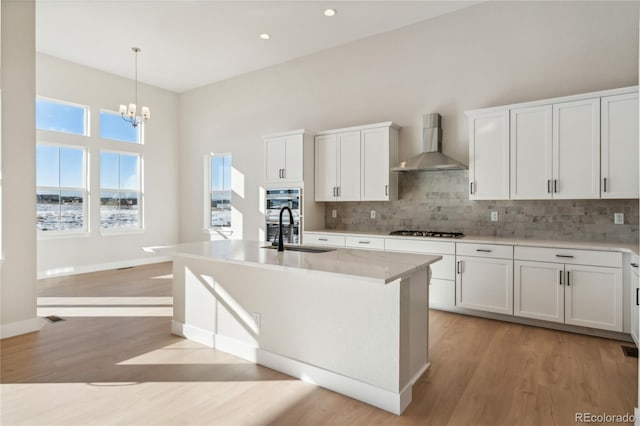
576,412,635,423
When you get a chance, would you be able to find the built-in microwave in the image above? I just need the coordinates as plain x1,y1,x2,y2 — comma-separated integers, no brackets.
265,188,301,245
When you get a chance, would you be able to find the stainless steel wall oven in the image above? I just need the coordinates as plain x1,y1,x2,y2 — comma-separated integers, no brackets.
265,188,301,245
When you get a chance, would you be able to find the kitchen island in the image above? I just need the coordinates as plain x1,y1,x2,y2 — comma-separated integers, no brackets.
170,240,441,414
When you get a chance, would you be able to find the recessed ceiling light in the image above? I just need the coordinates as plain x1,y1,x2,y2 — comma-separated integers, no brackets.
324,9,337,17
260,33,271,40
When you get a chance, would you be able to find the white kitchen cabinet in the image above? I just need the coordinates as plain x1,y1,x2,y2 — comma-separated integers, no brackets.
510,105,553,199
601,92,639,199
630,262,639,346
552,98,601,199
514,260,565,323
513,246,623,332
314,131,360,201
303,232,346,247
315,122,399,202
455,243,514,315
264,132,304,184
385,237,455,310
361,126,398,201
468,110,510,200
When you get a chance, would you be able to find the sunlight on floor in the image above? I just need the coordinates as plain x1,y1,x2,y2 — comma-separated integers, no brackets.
37,296,173,317
117,340,250,365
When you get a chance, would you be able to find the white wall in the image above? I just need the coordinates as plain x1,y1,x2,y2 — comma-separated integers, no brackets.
36,54,180,277
1,0,39,338
178,1,639,244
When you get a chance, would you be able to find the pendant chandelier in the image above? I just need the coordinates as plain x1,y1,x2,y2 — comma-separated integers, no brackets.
119,47,150,128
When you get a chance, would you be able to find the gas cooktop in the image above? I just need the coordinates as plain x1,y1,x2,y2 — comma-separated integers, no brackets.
389,230,464,239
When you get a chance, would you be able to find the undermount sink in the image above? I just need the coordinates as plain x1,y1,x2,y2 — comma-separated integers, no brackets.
262,245,336,254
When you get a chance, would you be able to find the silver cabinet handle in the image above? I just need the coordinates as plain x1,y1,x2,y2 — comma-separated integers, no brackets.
318,238,328,241
555,254,574,259
554,179,558,193
603,177,608,193
636,288,639,306
476,249,492,253
358,241,370,244
457,261,462,274
566,271,570,286
631,263,639,268
337,187,341,197
470,182,474,195
559,270,563,286
282,169,286,179
385,185,388,196
547,179,551,194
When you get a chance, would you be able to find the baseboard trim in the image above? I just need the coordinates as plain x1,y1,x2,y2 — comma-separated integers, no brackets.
172,321,409,415
37,256,172,279
0,317,43,339
171,321,215,348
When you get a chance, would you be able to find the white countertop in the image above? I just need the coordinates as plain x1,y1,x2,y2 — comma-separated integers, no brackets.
165,240,441,284
305,229,640,255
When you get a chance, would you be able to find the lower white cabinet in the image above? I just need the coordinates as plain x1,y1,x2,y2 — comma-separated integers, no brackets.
455,245,514,315
631,262,639,346
514,247,623,332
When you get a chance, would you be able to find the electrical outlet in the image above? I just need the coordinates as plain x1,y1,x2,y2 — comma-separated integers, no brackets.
332,209,337,218
491,211,498,222
370,210,376,219
614,213,624,225
252,312,261,330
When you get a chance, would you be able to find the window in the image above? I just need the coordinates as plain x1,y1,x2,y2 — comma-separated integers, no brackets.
100,151,142,230
36,144,87,232
208,154,232,228
100,110,141,144
36,97,88,136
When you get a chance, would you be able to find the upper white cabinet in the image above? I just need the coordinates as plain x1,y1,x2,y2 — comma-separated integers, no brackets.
361,127,398,201
315,131,361,201
601,92,639,199
552,98,600,199
467,110,510,200
264,130,308,184
467,86,638,200
510,105,553,199
315,122,398,202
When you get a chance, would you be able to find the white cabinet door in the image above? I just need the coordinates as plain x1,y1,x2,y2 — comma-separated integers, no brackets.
361,127,390,201
284,135,304,182
601,92,639,199
468,110,510,200
514,260,564,323
315,134,338,201
265,137,286,183
337,131,361,201
552,99,600,199
430,278,455,310
455,256,513,315
510,105,553,199
564,264,622,332
631,267,639,346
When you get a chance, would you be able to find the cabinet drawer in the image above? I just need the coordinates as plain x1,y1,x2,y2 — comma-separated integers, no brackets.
514,246,621,268
384,238,456,255
345,236,385,251
303,233,346,247
456,243,513,259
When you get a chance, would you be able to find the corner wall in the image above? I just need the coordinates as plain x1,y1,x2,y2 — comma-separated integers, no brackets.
1,0,39,338
178,1,639,245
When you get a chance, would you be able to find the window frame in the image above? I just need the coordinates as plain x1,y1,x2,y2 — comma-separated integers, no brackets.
99,149,144,234
99,108,144,145
36,96,90,137
36,141,89,237
205,152,232,231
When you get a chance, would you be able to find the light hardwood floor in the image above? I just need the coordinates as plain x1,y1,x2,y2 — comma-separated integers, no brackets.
1,262,637,425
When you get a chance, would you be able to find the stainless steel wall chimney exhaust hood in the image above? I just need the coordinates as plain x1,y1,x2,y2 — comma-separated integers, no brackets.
391,113,467,172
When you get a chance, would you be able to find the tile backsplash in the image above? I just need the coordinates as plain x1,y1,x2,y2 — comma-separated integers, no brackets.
323,170,639,244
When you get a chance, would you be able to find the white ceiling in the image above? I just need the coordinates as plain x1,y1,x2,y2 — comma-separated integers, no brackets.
36,1,479,93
